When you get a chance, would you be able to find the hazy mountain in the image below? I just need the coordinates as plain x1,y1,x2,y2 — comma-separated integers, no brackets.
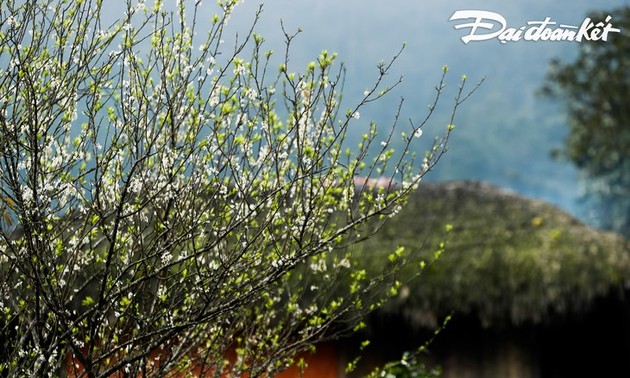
221,0,628,220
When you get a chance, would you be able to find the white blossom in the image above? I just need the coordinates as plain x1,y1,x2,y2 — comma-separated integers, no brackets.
422,156,430,172
310,258,327,273
336,258,351,269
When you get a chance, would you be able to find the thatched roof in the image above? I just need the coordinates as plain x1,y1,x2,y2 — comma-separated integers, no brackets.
357,181,630,328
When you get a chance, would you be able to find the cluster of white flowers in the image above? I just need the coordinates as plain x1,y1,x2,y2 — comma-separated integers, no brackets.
6,15,19,28
335,258,351,269
309,258,327,273
209,91,220,107
161,251,173,265
20,185,34,205
298,80,313,102
244,87,257,101
233,59,247,77
421,156,430,172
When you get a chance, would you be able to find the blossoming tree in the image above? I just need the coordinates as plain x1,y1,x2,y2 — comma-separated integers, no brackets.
0,0,478,376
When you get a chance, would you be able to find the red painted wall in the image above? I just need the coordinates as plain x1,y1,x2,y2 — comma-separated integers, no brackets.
65,343,340,378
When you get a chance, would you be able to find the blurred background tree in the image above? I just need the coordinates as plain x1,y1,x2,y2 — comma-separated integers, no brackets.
541,7,630,236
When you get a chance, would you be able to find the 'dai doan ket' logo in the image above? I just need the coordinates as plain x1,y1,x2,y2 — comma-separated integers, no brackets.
449,10,621,44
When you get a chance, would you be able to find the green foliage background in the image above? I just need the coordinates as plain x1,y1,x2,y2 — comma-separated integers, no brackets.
354,182,630,327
